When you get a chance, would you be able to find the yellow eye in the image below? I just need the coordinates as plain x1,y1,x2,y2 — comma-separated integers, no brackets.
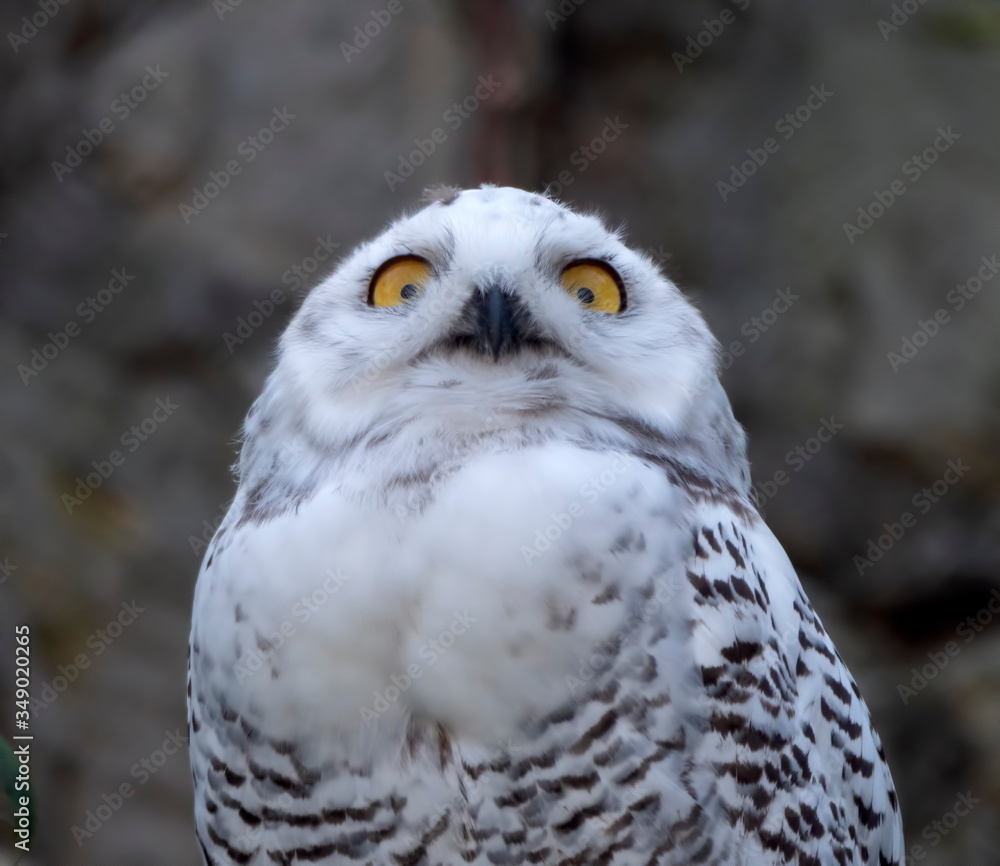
560,260,625,313
368,256,432,307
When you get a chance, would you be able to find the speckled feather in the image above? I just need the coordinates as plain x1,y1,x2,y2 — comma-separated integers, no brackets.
188,186,903,865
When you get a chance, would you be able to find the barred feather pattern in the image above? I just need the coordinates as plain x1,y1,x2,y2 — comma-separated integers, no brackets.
188,474,903,866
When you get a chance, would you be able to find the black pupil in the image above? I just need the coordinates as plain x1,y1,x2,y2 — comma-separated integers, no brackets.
400,283,418,300
577,287,595,304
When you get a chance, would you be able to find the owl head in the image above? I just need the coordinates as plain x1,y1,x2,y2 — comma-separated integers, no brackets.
249,185,748,493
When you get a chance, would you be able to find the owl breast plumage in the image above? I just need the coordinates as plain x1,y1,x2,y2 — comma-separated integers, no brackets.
188,185,903,865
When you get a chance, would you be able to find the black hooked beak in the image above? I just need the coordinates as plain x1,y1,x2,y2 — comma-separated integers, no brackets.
472,286,522,360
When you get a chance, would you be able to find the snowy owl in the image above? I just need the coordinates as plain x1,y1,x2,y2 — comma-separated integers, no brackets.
188,185,903,865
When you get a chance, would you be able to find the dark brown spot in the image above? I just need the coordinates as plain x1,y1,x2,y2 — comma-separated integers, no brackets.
421,185,462,205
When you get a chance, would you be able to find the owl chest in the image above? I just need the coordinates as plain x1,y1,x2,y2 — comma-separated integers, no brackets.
208,443,685,744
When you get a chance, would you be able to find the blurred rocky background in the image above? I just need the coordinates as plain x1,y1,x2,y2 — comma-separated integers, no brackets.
1,0,999,863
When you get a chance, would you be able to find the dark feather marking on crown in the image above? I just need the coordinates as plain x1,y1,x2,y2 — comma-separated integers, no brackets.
422,185,463,206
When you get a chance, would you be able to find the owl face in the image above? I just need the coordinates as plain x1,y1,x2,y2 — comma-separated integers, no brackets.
275,185,729,455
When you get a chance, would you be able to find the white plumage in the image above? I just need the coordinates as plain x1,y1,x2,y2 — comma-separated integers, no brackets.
188,185,903,865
